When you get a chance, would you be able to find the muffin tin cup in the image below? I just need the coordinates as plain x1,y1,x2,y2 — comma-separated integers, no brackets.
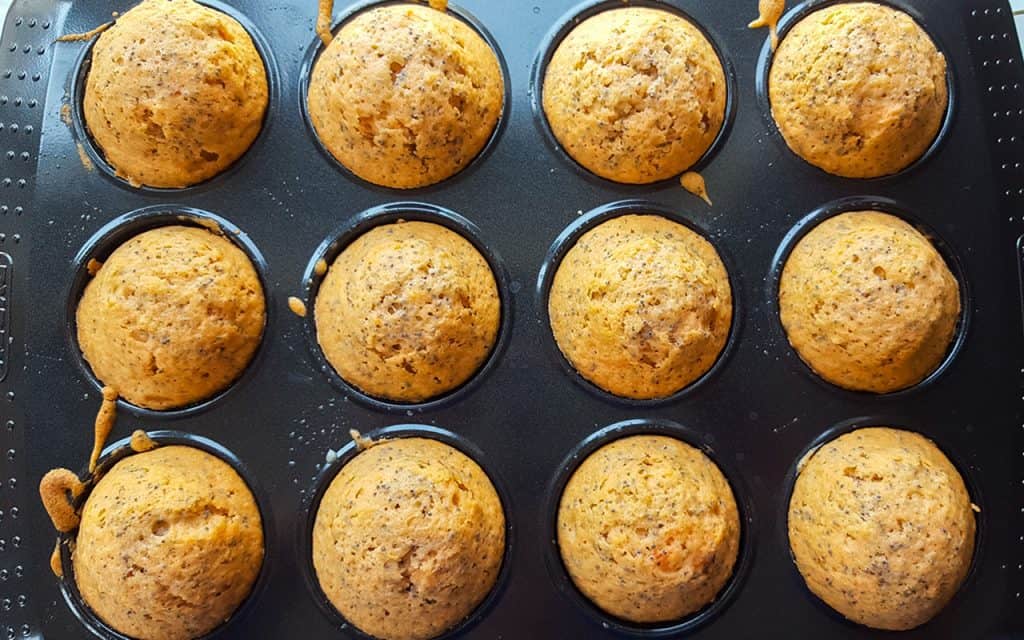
535,199,743,407
529,0,739,190
65,0,281,195
777,417,986,632
542,418,756,637
55,430,275,640
298,201,513,413
765,195,972,398
297,0,512,193
64,205,274,420
298,424,515,640
754,0,958,182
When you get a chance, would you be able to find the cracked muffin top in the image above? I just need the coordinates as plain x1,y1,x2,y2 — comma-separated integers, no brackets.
314,220,500,403
542,7,726,184
558,435,740,623
76,225,265,410
83,0,268,188
73,445,264,640
769,2,947,178
547,214,732,400
788,427,975,630
779,211,959,393
312,437,505,640
307,3,504,189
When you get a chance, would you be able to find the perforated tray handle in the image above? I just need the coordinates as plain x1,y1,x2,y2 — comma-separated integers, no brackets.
0,1,64,638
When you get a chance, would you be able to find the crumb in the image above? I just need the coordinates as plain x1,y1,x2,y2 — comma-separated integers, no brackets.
288,296,307,317
314,258,328,277
349,429,378,451
86,258,103,276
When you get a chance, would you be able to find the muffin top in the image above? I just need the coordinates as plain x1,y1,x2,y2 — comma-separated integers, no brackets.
769,2,947,178
73,445,264,640
307,4,504,189
558,435,740,623
83,0,268,188
542,7,726,184
315,220,500,403
548,215,731,399
779,211,959,393
312,437,505,640
76,225,265,410
788,427,975,630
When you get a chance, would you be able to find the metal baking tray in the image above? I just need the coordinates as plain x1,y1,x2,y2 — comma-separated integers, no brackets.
1,0,1022,637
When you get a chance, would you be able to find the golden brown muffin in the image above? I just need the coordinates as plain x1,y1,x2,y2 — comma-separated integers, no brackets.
312,437,505,640
542,7,726,184
77,225,265,410
788,427,975,630
779,211,959,393
769,3,947,178
83,0,268,188
307,4,504,189
558,435,740,623
74,446,264,640
315,221,500,403
548,215,731,399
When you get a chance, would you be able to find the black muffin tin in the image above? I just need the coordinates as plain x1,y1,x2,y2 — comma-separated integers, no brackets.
1,0,1022,637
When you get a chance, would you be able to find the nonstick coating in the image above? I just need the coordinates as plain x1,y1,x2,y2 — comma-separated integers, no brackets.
1,0,1023,638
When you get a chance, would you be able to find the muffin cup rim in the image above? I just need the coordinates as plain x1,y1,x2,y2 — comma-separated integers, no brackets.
528,0,739,190
64,204,273,420
541,418,756,637
297,0,511,193
765,195,972,398
753,0,958,182
534,199,743,407
298,201,513,413
66,0,280,194
55,429,275,640
778,418,986,632
298,423,515,640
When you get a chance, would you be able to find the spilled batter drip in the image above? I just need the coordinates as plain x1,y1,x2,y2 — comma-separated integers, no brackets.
748,0,785,51
680,171,712,206
89,386,118,473
56,21,113,43
129,429,158,453
314,258,328,277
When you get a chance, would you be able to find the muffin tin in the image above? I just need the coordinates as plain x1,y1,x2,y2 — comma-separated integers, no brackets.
1,0,1022,637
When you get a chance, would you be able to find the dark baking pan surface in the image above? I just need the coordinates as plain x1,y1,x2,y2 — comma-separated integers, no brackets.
1,0,1023,638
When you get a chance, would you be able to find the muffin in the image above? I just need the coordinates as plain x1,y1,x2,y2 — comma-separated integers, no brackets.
558,435,740,623
315,220,500,403
312,437,505,640
77,225,266,410
769,3,947,178
788,427,975,630
83,0,268,188
73,446,264,640
542,7,726,184
779,211,959,393
307,4,504,189
548,214,731,399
